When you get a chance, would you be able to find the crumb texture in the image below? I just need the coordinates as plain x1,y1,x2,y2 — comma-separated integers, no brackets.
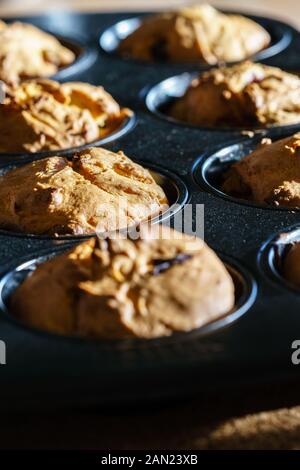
170,62,300,127
0,20,75,85
0,147,168,235
0,80,130,153
119,5,270,64
11,226,235,338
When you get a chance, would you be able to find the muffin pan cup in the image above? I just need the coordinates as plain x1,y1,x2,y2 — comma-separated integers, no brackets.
258,224,300,294
0,248,257,348
193,125,300,211
3,21,98,81
0,157,188,239
50,32,98,81
1,11,300,410
145,72,300,133
99,13,293,67
0,112,136,163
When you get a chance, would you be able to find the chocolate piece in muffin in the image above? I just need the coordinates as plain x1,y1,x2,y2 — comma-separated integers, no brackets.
283,243,300,288
222,134,300,207
0,80,131,153
10,226,235,339
118,5,270,64
0,20,75,85
0,147,168,235
170,62,300,127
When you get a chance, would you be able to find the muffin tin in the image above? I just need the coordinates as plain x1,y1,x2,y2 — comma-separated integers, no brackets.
145,71,300,132
50,31,97,81
0,158,188,239
193,128,300,211
259,224,300,294
0,251,256,349
1,10,300,411
99,13,293,66
0,112,136,161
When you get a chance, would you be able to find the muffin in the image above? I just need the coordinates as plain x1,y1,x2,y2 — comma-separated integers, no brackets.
0,79,131,153
118,5,270,64
170,62,300,127
10,225,235,339
222,134,300,207
0,20,75,85
0,147,168,235
283,242,300,288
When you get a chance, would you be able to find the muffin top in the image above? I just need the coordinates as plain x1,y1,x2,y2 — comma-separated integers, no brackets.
222,134,300,207
0,20,75,85
118,5,270,64
0,147,168,235
0,79,131,153
10,225,235,339
170,62,300,127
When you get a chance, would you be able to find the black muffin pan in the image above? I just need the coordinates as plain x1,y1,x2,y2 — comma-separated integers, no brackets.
1,11,300,412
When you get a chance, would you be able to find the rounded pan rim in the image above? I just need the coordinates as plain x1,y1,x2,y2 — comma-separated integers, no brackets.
258,224,300,295
192,130,300,212
145,71,300,133
1,20,97,81
49,31,97,81
0,249,257,350
0,112,136,162
99,13,293,67
0,160,189,240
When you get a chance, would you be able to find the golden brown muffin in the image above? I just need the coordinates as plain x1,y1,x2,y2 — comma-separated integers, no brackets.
170,62,300,127
0,79,131,153
0,20,75,85
222,134,300,207
283,243,300,288
118,5,270,64
10,225,235,339
0,147,168,235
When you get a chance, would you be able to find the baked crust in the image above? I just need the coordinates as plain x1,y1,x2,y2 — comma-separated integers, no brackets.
0,20,75,85
119,5,270,64
170,62,300,127
0,147,168,235
0,80,131,153
10,226,235,338
222,134,300,207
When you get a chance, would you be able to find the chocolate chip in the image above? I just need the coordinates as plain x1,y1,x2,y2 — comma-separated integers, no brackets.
150,38,168,61
152,253,192,275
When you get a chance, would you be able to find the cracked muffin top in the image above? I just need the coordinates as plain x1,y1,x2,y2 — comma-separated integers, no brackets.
0,147,168,235
170,62,300,127
222,134,300,208
0,79,131,153
118,5,270,64
10,225,235,339
0,20,75,85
